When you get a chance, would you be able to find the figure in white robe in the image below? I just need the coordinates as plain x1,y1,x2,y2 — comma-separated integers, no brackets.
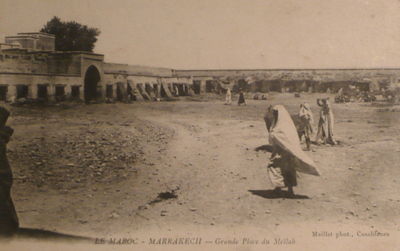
225,88,232,105
264,105,320,195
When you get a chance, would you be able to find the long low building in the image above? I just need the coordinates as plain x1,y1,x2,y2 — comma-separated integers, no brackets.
0,32,193,103
0,32,399,103
175,68,398,94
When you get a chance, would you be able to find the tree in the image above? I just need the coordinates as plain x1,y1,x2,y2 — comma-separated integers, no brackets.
40,16,101,52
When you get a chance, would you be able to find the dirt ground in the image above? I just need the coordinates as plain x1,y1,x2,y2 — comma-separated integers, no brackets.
3,93,400,249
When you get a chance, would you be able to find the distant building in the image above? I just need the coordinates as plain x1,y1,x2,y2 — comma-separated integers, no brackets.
0,32,193,103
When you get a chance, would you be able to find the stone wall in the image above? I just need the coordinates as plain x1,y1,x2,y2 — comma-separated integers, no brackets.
0,51,50,74
0,73,83,101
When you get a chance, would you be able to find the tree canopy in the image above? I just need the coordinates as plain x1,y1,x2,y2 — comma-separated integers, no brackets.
40,16,101,52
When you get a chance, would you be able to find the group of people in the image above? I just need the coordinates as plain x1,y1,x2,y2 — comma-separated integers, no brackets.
297,97,337,150
224,88,247,106
263,98,337,196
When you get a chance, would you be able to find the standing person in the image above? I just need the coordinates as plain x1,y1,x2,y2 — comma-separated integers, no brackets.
225,88,232,105
0,107,19,236
264,105,319,196
315,98,336,145
238,89,246,106
298,103,314,150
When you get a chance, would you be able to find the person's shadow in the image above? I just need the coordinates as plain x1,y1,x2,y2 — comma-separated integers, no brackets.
249,190,310,199
1,228,94,242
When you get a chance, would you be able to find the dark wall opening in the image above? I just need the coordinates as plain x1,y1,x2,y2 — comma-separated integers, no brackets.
259,80,271,93
354,82,370,92
284,81,302,92
116,85,123,101
116,82,128,101
16,85,28,99
215,82,223,94
249,81,259,92
0,85,8,101
321,82,334,93
205,80,214,93
37,85,48,100
71,86,80,99
84,65,101,102
232,79,249,93
55,86,65,96
193,80,201,94
55,86,65,101
55,86,66,101
270,80,282,92
106,85,113,98
177,84,185,96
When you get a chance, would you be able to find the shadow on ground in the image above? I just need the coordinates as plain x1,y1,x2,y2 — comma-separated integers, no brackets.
255,145,274,152
1,228,93,243
249,190,310,199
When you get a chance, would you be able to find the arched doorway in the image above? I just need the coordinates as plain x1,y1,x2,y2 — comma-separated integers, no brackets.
84,65,101,102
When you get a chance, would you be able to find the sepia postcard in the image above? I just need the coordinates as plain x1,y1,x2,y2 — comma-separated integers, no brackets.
0,0,399,250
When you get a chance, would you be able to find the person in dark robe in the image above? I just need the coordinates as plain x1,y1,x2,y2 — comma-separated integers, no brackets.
238,89,246,106
0,106,19,236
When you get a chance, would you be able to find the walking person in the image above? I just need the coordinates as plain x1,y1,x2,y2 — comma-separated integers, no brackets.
264,105,320,196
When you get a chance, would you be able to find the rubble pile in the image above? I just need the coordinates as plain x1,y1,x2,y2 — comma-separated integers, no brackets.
8,115,173,191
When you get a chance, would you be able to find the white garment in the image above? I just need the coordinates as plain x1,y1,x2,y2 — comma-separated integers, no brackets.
268,105,320,176
267,165,285,188
225,88,232,104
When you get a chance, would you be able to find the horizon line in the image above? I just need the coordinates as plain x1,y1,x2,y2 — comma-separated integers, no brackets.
174,67,400,72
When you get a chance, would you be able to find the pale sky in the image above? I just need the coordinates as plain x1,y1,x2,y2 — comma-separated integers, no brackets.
1,0,400,69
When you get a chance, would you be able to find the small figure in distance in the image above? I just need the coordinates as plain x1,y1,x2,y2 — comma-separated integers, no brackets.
238,89,246,106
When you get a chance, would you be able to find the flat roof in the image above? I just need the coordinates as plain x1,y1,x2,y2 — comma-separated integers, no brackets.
17,32,55,37
5,36,38,39
5,32,55,40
